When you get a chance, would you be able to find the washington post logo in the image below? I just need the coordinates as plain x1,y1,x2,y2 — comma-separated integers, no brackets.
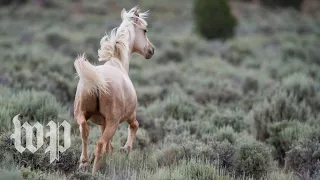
10,114,71,163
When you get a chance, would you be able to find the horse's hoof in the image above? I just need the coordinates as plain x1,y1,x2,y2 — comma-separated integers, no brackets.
120,146,131,153
78,162,90,172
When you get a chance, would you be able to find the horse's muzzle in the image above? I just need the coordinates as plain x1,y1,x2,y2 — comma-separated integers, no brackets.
145,47,155,59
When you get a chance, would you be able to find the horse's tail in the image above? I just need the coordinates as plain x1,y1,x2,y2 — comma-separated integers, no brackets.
74,53,108,95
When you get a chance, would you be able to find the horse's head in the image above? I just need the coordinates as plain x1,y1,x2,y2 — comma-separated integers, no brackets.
119,6,155,59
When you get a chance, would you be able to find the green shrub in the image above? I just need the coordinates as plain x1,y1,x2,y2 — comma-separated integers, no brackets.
165,140,236,172
220,36,266,66
0,132,80,174
152,158,232,180
69,172,97,180
312,168,320,180
0,48,77,103
141,116,166,144
163,95,199,121
281,41,306,61
0,169,20,180
0,87,71,132
282,73,320,112
266,171,300,180
194,0,236,39
242,76,259,93
136,86,164,106
249,90,312,141
50,144,81,173
20,167,38,180
193,85,241,105
150,168,177,180
205,108,247,133
168,35,214,57
214,126,238,144
178,117,218,139
156,45,184,63
46,33,70,50
285,140,320,178
100,151,158,176
208,141,236,172
282,73,316,101
175,158,231,180
131,128,151,150
156,145,186,167
145,86,200,121
130,64,183,87
235,138,272,179
267,121,314,165
221,42,254,66
260,0,303,10
306,40,320,65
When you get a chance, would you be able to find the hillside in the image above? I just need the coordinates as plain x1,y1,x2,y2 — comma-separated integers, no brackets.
0,0,320,179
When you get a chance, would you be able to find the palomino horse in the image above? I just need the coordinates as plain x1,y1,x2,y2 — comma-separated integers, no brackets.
73,6,155,175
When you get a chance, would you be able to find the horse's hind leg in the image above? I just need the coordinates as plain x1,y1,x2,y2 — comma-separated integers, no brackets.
99,124,113,153
121,112,139,152
76,114,90,171
92,120,118,175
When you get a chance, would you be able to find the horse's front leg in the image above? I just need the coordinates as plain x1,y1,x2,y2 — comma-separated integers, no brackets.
76,114,90,171
120,112,139,152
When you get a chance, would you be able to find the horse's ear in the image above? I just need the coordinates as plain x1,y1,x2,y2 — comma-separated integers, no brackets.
134,8,140,17
121,8,127,20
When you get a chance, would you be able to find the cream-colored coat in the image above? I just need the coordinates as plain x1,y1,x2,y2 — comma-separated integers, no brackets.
73,6,154,175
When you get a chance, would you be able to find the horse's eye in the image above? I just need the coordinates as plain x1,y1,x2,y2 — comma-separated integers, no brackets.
144,29,148,33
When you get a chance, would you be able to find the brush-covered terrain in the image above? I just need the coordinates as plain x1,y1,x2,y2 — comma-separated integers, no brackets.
0,0,320,179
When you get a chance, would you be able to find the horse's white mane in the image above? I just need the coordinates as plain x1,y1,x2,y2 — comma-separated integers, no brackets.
98,6,149,63
124,6,149,28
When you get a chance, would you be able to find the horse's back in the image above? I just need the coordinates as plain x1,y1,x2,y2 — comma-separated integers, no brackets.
98,64,137,121
74,63,137,122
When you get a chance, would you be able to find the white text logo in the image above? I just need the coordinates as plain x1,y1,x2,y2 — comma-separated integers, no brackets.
10,114,71,163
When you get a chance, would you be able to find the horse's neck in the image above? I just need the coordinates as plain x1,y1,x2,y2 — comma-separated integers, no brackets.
117,35,132,73
105,59,126,72
105,51,131,74
106,26,133,73
117,49,131,73
119,26,134,73
121,56,130,73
